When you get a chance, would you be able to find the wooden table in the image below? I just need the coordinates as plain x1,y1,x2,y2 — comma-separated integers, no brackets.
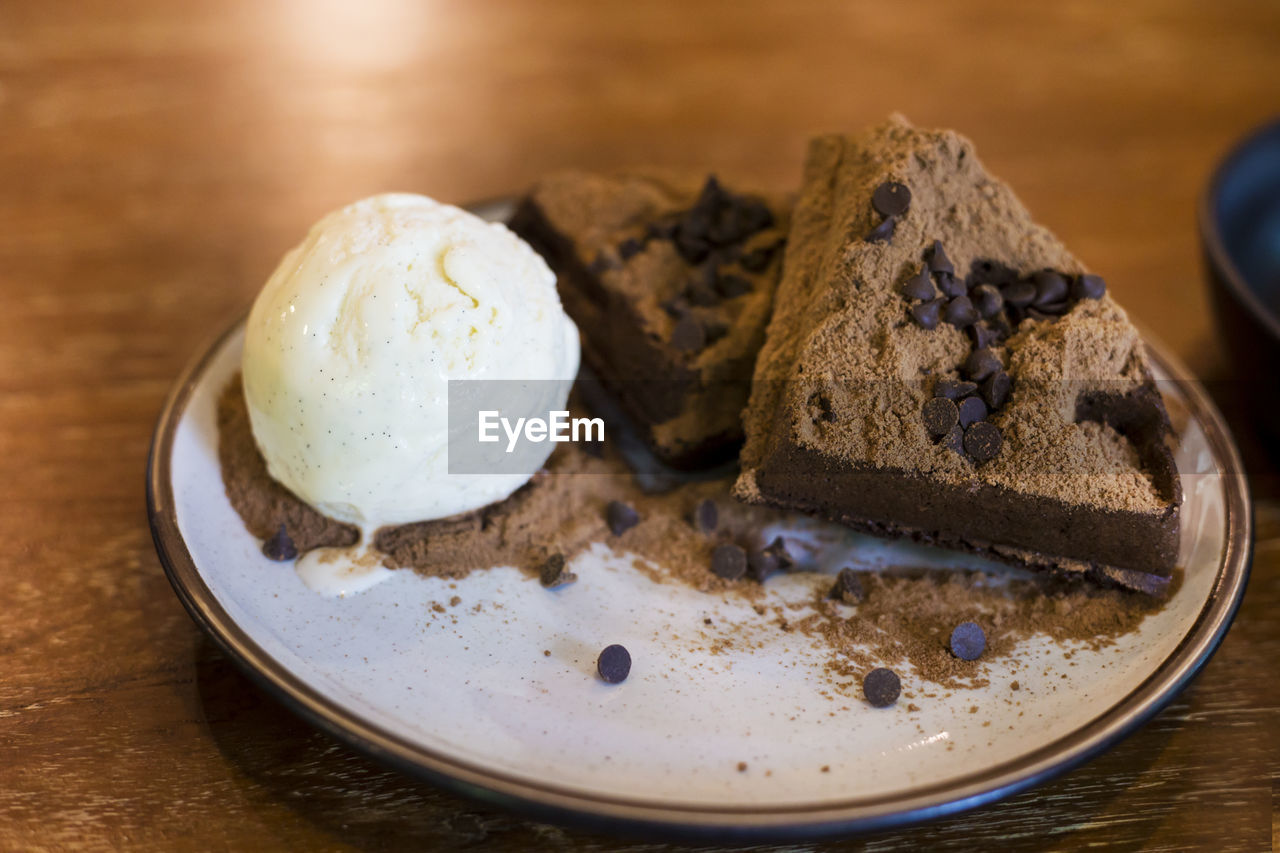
2,1,1277,849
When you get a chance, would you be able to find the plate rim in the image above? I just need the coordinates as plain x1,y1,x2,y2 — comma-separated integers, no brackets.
147,296,1252,843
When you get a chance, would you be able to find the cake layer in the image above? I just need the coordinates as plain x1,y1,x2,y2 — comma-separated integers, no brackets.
511,171,787,467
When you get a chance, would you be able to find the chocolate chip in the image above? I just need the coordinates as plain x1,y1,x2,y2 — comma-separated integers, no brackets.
964,347,1002,381
981,370,1012,410
864,215,897,244
686,274,719,307
1033,270,1069,306
942,424,965,454
262,525,297,561
1035,300,1070,316
968,258,1019,287
934,378,978,399
539,553,577,589
716,272,753,299
670,315,705,352
949,621,986,660
588,253,616,275
968,322,1000,350
694,499,718,533
1025,307,1062,323
711,543,747,581
943,295,979,327
703,320,729,345
747,536,794,582
829,567,866,604
922,397,959,437
647,219,679,241
597,644,632,683
863,667,901,707
872,181,912,217
900,266,937,301
730,198,775,240
989,312,1014,339
747,547,781,583
805,392,835,425
605,500,640,536
958,396,988,428
1001,280,1036,308
739,242,780,272
618,237,643,261
661,295,690,317
963,420,1003,462
910,298,944,330
674,229,711,264
971,284,1004,318
1073,273,1106,300
927,240,954,275
936,271,967,299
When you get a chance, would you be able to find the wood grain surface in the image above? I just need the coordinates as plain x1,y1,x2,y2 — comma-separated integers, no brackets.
1,1,1278,849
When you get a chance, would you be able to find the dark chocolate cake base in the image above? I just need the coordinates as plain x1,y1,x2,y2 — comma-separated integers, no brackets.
752,438,1177,594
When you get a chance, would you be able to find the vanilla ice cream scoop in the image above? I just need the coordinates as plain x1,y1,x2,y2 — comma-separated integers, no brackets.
242,193,580,528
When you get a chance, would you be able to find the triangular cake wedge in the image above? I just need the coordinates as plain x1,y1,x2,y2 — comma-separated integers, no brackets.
734,118,1181,592
511,172,788,467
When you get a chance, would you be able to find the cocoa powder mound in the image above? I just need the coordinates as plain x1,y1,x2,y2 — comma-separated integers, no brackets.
218,377,358,552
218,374,1173,689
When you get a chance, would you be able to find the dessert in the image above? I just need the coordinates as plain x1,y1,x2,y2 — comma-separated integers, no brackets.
510,171,788,467
241,193,580,530
735,117,1181,591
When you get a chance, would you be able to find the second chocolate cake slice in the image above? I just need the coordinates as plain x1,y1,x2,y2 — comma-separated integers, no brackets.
735,117,1181,591
511,172,788,467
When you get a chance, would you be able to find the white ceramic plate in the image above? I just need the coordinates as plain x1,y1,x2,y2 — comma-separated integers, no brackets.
148,203,1250,842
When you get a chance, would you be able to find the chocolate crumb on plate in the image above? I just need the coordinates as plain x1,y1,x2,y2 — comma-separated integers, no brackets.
694,498,718,533
711,543,748,581
596,644,632,684
262,525,298,562
863,668,902,708
539,552,577,589
606,500,640,536
747,536,792,582
949,621,987,660
829,567,866,604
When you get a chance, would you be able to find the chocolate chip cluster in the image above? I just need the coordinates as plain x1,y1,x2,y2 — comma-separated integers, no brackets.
593,176,782,355
899,240,1108,337
895,232,1109,465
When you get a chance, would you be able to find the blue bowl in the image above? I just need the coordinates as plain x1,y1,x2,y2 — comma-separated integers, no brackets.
1201,118,1280,442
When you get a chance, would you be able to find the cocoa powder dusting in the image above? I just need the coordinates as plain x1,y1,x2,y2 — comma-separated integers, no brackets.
219,374,1175,690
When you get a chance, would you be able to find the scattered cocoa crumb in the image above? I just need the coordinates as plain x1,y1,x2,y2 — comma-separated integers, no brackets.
737,762,748,772
543,650,551,657
218,373,1178,695
449,596,461,607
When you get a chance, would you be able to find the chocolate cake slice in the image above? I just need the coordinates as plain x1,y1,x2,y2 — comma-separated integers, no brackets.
510,172,788,467
734,118,1181,591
